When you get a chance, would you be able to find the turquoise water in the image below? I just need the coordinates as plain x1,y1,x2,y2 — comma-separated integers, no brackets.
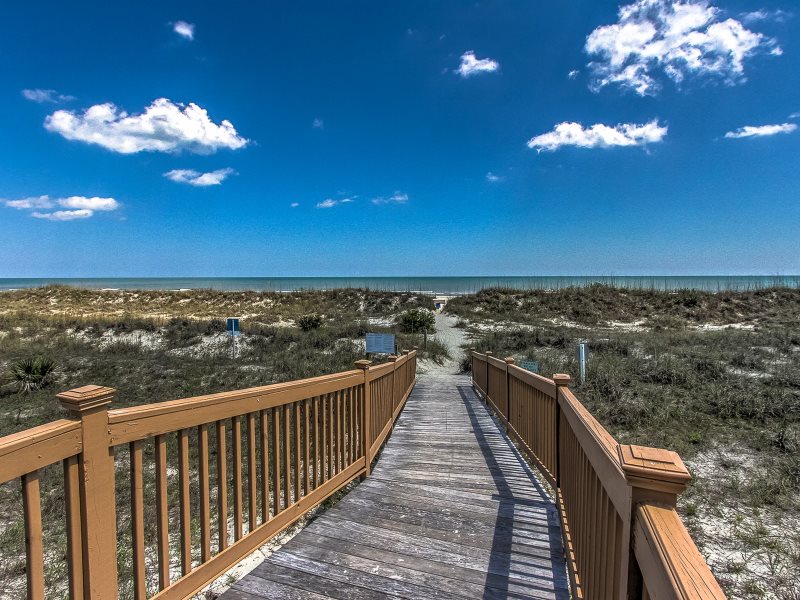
1,276,798,293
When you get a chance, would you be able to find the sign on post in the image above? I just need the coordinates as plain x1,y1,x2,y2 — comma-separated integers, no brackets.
366,333,395,355
519,360,540,374
227,318,240,337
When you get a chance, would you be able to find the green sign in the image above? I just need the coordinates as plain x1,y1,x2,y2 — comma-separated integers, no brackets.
520,360,539,373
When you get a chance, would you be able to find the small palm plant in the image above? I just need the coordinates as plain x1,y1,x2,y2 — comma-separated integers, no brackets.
5,356,60,394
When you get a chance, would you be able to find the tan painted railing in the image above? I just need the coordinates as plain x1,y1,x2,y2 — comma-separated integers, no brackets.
471,351,726,600
0,350,416,599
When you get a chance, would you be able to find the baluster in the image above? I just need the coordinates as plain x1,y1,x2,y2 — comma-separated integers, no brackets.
232,417,243,541
260,410,270,523
272,407,281,514
64,455,84,600
216,420,228,552
304,398,311,495
155,434,170,589
22,471,44,600
247,413,257,532
198,424,211,563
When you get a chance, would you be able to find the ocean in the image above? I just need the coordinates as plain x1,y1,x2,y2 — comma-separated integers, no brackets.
1,276,798,294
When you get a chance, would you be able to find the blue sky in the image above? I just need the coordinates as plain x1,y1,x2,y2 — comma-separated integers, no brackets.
0,0,798,277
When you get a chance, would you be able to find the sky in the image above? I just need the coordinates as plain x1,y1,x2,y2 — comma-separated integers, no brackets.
0,0,798,277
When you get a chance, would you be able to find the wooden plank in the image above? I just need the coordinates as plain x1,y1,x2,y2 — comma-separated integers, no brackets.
304,399,311,495
259,410,270,523
109,372,364,444
22,471,45,600
179,429,192,575
247,413,257,532
198,424,211,563
0,420,81,483
272,407,281,514
283,404,291,508
129,442,145,600
294,401,302,503
155,433,170,590
233,416,243,541
217,420,229,552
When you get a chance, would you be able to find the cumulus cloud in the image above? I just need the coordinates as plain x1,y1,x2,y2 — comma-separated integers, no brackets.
724,123,797,139
164,168,236,186
173,21,195,40
568,70,580,79
44,98,248,154
4,195,120,221
316,197,355,209
585,0,781,96
312,118,324,129
485,172,503,182
456,51,499,77
22,89,74,104
371,192,409,205
527,120,668,152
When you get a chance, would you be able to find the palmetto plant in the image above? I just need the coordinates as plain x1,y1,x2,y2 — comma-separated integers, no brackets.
5,356,60,394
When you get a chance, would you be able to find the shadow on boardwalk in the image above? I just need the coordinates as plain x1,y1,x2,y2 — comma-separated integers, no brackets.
221,374,570,599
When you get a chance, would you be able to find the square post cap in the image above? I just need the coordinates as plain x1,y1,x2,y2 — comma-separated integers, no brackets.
504,357,515,364
387,355,399,362
57,385,115,414
354,360,372,370
619,444,692,495
553,374,571,386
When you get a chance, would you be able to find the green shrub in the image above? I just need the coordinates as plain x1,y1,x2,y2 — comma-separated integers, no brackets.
397,309,435,333
297,313,323,331
5,357,59,394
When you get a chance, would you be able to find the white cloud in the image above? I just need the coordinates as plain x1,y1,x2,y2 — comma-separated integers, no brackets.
173,21,195,40
22,89,74,104
4,195,54,209
741,9,791,24
290,202,300,208
164,168,236,186
724,123,797,139
585,0,781,96
371,192,409,205
44,98,248,154
568,70,580,79
486,172,502,182
527,120,668,152
4,195,120,221
788,112,799,120
313,118,324,129
316,197,355,209
456,51,499,78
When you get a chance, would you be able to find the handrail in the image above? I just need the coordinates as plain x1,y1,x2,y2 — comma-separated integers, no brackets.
0,351,417,600
470,350,725,600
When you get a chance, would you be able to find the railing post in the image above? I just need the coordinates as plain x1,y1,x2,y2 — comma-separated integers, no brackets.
387,354,399,422
503,358,514,429
552,374,570,487
484,351,492,404
57,385,118,600
355,360,372,479
618,445,692,598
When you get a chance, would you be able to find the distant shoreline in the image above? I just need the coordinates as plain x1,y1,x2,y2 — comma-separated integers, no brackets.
1,275,799,294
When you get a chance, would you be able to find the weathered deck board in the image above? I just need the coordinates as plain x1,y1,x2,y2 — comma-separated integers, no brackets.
223,374,570,599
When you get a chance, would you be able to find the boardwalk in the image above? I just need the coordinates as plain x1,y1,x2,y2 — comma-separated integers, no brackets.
222,374,570,599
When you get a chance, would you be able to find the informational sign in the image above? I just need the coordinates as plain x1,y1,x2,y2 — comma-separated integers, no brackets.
519,360,540,374
227,318,240,337
366,333,395,354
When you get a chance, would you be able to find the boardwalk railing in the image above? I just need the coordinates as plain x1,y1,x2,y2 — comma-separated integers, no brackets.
0,350,416,600
471,351,726,600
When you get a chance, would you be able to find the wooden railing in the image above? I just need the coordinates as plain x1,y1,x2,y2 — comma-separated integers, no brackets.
0,350,416,599
471,351,726,600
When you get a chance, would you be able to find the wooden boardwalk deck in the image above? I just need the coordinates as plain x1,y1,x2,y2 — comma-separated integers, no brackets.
221,374,570,600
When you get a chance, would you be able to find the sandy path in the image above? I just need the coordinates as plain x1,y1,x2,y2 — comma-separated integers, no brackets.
416,312,468,376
